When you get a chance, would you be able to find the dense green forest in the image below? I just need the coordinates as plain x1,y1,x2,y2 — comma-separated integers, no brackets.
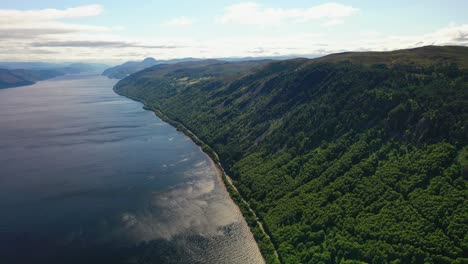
115,46,468,263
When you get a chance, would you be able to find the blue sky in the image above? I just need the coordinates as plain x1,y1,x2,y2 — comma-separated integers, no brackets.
1,1,467,63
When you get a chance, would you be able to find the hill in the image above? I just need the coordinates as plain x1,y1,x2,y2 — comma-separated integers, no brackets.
60,62,109,74
102,55,312,80
0,62,109,89
102,57,159,79
114,46,468,263
0,68,64,89
313,45,468,69
0,61,68,70
0,61,108,73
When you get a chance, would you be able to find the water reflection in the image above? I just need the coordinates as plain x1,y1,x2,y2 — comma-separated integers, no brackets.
0,74,263,263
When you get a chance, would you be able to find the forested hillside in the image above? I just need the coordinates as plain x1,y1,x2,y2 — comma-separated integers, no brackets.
115,46,468,264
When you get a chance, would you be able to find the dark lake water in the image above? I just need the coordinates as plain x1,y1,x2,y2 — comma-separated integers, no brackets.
0,74,263,264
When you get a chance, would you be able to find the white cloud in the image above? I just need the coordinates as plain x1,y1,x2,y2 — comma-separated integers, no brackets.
0,5,108,39
0,4,467,63
217,2,358,27
0,22,110,38
428,24,468,43
344,23,468,52
162,16,193,27
0,5,103,23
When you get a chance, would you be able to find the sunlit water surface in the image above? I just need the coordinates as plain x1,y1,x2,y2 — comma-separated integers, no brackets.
0,74,263,264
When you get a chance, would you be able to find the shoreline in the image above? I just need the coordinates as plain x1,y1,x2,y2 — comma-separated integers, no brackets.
147,107,281,264
115,90,280,264
205,146,281,264
151,107,280,264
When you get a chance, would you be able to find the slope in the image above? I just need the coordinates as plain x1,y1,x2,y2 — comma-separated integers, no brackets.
114,46,468,263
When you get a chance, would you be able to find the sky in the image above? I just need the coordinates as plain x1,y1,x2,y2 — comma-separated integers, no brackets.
1,0,467,64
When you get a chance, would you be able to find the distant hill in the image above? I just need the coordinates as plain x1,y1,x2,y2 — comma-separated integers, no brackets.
0,62,68,70
0,61,108,72
0,62,109,89
313,45,468,69
115,45,468,263
102,55,310,80
0,68,64,89
102,57,160,79
57,63,108,74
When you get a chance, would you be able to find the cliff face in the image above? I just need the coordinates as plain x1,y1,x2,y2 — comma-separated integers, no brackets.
115,46,468,263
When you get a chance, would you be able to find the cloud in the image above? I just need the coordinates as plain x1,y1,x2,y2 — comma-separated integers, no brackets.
351,23,468,51
0,23,110,39
162,17,193,27
431,24,468,43
0,5,185,62
0,5,108,40
217,2,358,27
0,5,103,23
30,40,181,49
0,4,467,63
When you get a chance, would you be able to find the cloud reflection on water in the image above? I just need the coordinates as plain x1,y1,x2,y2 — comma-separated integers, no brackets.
118,161,238,241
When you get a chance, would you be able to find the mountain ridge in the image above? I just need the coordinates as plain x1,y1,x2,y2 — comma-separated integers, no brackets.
102,55,320,80
311,45,468,69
